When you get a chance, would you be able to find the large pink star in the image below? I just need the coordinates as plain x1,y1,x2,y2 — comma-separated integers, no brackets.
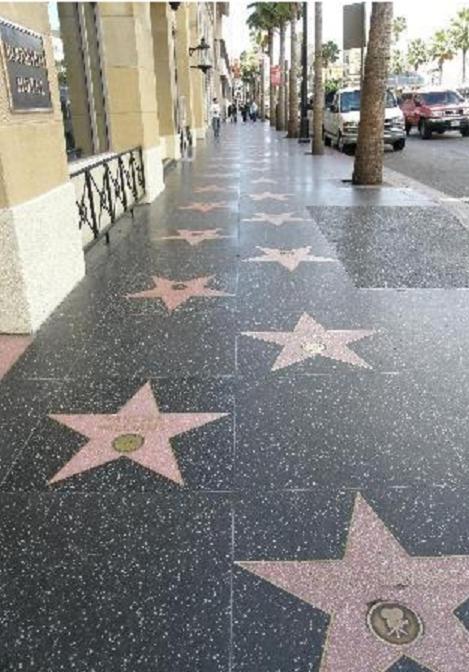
178,201,231,213
157,229,230,246
248,191,292,202
244,246,336,272
242,313,375,371
242,212,306,227
238,494,469,671
49,382,227,485
193,185,237,194
0,335,31,380
127,275,233,312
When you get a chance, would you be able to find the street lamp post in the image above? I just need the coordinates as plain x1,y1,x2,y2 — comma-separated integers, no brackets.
299,1,309,143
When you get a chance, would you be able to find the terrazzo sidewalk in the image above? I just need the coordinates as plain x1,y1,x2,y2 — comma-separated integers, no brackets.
2,122,469,671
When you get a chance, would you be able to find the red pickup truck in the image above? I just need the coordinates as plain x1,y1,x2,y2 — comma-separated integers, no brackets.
400,88,469,139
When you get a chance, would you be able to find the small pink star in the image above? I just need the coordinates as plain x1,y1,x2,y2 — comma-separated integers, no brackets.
127,275,233,312
157,229,230,246
244,246,336,272
242,312,375,371
49,382,227,485
248,192,292,202
193,185,236,193
178,202,231,213
251,178,277,185
243,212,306,227
0,335,31,380
238,494,469,671
202,173,239,179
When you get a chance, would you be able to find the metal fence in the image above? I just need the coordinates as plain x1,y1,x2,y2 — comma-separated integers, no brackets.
70,147,145,249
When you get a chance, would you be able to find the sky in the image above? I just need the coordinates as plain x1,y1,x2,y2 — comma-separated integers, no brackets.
224,0,469,86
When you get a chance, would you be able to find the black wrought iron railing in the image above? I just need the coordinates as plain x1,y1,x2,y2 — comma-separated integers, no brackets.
70,147,146,248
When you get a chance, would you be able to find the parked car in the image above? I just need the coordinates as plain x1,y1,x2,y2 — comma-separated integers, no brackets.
323,87,406,155
401,88,469,139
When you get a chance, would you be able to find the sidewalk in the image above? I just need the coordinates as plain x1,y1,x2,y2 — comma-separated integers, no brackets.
2,122,469,670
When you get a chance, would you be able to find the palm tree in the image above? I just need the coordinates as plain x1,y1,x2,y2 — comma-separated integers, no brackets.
450,8,469,83
312,2,324,155
392,15,407,45
322,40,340,71
407,38,428,72
288,3,302,138
247,3,278,126
353,2,393,185
275,3,292,132
430,30,455,84
391,48,405,75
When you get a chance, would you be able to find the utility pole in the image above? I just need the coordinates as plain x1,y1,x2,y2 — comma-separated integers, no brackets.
298,1,309,142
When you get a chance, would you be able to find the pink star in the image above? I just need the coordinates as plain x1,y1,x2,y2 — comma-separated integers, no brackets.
49,382,227,485
0,335,31,380
244,246,336,272
238,494,469,671
248,192,291,202
127,275,233,312
251,178,277,185
157,229,230,246
202,173,239,179
243,212,306,227
193,185,236,193
242,313,375,371
178,202,231,213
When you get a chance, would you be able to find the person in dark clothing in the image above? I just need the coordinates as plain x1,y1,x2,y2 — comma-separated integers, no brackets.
241,102,248,123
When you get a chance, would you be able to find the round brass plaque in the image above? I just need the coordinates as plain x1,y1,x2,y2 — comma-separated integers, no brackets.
301,341,326,355
112,433,144,454
172,283,188,291
367,602,424,646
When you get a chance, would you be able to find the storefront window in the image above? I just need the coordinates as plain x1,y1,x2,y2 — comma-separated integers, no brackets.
50,2,108,161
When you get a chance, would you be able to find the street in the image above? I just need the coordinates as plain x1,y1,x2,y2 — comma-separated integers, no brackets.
385,130,469,198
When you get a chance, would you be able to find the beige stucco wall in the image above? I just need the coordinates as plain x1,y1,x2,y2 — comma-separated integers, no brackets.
0,3,69,208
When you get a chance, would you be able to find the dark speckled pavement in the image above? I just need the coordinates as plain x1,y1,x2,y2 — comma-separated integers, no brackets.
1,123,469,671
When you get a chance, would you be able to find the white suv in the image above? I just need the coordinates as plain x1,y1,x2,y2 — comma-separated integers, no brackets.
323,87,406,154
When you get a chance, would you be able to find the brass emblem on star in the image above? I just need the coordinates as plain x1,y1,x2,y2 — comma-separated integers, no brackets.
301,341,326,355
367,602,424,646
112,433,145,454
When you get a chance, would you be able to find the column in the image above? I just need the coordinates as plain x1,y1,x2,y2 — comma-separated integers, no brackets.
189,3,207,140
175,3,197,147
150,3,181,161
0,3,85,334
98,2,164,202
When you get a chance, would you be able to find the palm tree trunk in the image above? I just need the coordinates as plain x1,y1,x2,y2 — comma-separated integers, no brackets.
439,61,443,85
260,56,265,120
276,20,286,131
312,2,324,155
284,59,289,130
268,30,276,127
353,2,393,185
288,12,299,138
463,49,467,83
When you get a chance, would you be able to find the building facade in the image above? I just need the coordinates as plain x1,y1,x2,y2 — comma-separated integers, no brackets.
0,1,230,335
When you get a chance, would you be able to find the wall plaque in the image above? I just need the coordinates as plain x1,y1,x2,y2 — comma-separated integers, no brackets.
0,18,52,112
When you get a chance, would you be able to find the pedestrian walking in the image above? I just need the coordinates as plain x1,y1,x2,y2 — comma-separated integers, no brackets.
241,102,248,123
250,101,258,122
231,102,238,123
210,97,221,139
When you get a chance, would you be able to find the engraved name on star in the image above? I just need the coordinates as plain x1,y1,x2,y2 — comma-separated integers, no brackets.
178,201,231,213
157,229,230,246
127,275,233,312
248,192,292,202
242,212,306,227
237,494,469,672
244,246,336,272
242,313,375,371
48,382,227,485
